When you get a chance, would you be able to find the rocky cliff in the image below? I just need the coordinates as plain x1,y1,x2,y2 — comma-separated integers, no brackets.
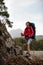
0,22,30,65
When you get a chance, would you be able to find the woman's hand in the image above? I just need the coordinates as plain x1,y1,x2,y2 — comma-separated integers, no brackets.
21,33,24,36
29,35,31,37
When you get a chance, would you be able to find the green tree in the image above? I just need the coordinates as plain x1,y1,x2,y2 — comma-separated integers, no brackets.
0,0,13,27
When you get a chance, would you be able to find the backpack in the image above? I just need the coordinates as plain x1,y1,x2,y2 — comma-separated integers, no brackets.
30,23,36,39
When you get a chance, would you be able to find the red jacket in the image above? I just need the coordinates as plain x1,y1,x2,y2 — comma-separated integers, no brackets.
23,26,34,38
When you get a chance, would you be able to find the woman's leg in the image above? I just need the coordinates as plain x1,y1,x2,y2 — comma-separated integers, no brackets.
26,39,32,54
26,43,30,54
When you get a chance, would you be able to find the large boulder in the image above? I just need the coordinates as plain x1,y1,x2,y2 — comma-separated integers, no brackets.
0,22,30,65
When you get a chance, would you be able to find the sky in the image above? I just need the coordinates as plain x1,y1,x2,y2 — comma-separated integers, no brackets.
4,0,43,35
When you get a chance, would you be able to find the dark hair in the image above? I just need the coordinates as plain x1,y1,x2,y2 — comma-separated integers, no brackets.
26,21,31,26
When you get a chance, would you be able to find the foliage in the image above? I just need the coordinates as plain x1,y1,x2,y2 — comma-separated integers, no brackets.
14,37,26,45
14,38,43,50
0,0,13,27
